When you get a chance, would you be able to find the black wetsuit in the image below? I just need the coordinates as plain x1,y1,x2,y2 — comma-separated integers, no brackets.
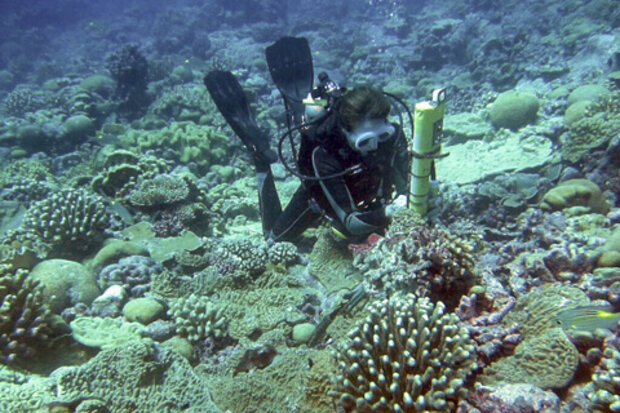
266,113,409,242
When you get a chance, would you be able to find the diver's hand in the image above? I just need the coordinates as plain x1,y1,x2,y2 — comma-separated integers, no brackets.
384,195,408,218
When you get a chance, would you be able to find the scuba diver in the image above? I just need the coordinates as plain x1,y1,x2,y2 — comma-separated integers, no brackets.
204,37,411,244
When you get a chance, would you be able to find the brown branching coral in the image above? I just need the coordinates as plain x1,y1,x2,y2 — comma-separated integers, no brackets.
0,264,52,365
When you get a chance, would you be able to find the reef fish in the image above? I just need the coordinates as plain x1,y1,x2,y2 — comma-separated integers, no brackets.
555,305,620,332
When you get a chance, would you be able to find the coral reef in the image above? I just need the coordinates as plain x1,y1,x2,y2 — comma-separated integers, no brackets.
2,87,44,117
562,90,620,163
266,241,300,266
488,90,539,130
0,264,52,365
330,294,476,412
70,316,145,349
209,238,268,278
502,285,591,339
105,43,150,118
120,121,231,174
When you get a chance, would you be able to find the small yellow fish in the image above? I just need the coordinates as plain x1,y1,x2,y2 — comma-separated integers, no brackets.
555,305,620,332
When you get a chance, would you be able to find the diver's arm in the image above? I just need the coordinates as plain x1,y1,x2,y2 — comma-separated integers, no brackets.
311,147,389,235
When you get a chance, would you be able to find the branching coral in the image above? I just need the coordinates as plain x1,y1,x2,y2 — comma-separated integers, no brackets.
209,238,268,277
330,293,476,412
168,293,228,344
127,173,190,209
0,264,52,365
267,241,300,266
562,91,620,163
22,188,111,257
586,338,620,413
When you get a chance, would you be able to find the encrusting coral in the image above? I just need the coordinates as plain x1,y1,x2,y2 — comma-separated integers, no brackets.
50,342,221,412
330,293,476,412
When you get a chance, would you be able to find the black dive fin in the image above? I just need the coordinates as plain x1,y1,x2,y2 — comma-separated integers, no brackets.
204,70,277,164
266,36,314,126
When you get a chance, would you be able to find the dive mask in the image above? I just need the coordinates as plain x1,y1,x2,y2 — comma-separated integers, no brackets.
344,119,395,153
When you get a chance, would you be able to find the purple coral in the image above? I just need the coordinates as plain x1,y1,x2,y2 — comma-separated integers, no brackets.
98,255,163,297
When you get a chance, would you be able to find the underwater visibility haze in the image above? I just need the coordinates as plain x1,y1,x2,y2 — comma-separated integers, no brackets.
0,0,619,412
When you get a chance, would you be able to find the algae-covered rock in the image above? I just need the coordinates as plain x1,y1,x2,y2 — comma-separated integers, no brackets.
161,336,195,361
30,259,99,313
292,323,316,344
489,90,539,130
16,124,45,150
436,129,553,185
171,64,194,83
540,179,609,215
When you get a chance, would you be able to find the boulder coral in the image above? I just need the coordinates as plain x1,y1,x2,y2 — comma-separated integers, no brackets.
488,90,539,130
540,179,609,215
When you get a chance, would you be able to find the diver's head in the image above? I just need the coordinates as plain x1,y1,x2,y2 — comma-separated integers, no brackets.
335,86,394,153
